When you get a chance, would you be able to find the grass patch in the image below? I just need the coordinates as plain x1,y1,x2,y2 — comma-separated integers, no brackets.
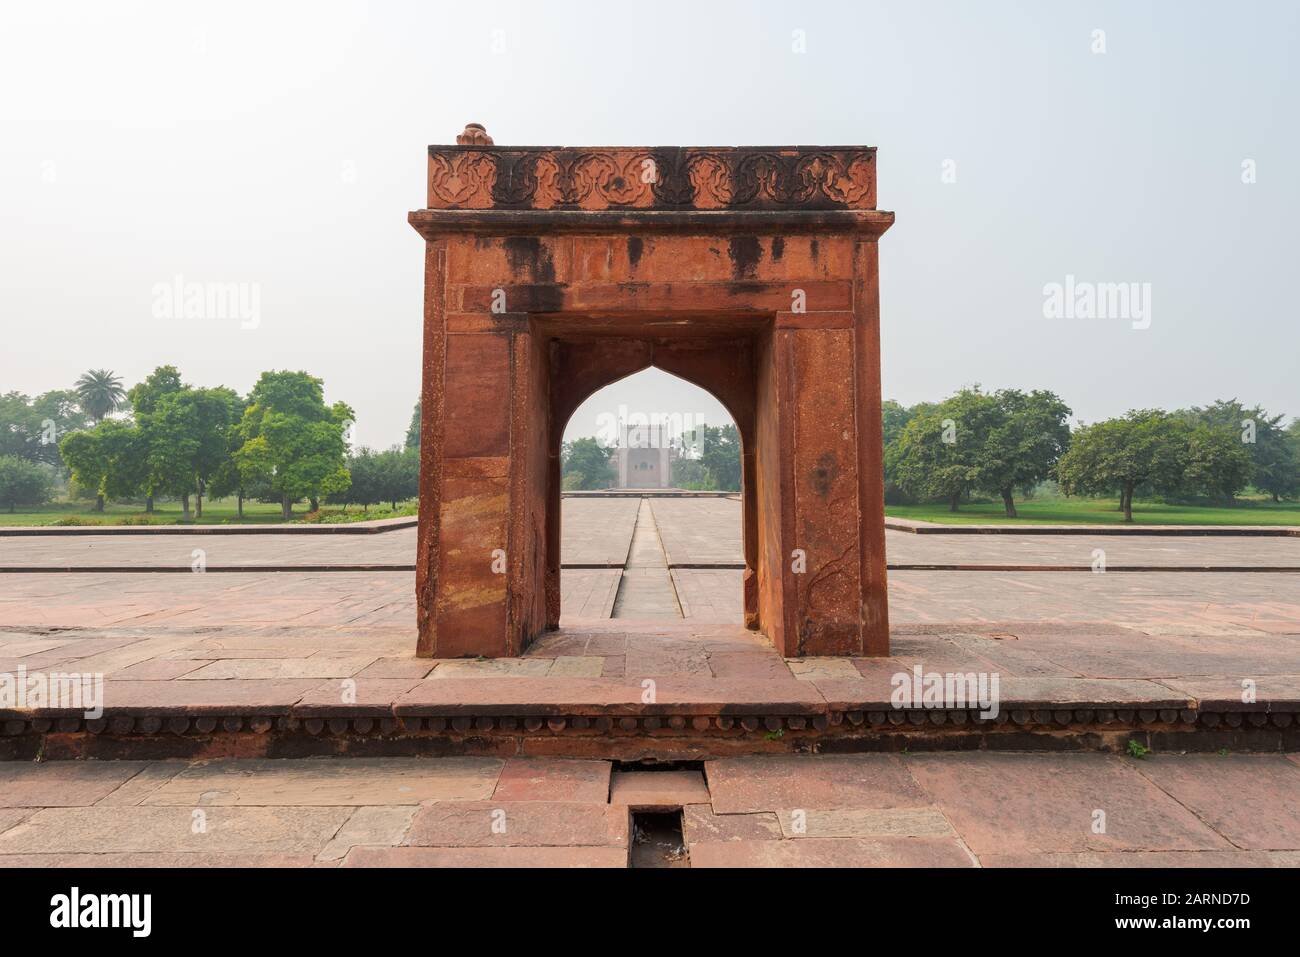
1,498,417,527
886,497,1300,526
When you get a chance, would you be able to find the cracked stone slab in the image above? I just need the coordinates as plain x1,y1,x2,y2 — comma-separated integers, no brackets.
317,806,417,862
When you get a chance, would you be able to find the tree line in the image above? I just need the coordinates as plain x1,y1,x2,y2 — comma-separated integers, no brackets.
0,367,422,519
885,390,1298,520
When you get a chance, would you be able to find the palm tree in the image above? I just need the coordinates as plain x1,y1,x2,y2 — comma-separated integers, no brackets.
74,369,127,423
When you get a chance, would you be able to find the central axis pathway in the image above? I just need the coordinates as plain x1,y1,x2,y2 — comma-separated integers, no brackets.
611,499,683,620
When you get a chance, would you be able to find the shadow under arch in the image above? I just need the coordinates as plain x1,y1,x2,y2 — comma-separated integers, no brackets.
539,325,764,637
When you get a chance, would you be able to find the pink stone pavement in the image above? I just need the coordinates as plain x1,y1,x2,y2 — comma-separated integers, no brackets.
1,753,1297,867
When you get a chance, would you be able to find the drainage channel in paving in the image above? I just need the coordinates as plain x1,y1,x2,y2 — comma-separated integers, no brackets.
611,498,684,620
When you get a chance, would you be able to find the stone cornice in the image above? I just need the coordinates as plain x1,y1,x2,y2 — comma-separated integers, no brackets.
408,208,895,239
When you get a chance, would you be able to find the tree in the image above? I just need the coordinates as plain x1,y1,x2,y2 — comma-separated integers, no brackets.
57,420,145,511
0,456,54,513
976,389,1073,517
1055,410,1188,522
207,393,253,518
30,390,91,466
144,386,240,519
2,391,89,467
126,366,189,512
1180,423,1253,504
699,423,742,491
892,388,1004,511
1178,399,1298,502
561,437,614,490
233,371,353,518
74,369,127,423
376,446,419,508
333,447,384,510
406,400,422,450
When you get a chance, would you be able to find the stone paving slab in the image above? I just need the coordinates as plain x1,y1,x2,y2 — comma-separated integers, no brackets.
1131,755,1300,850
406,801,628,847
906,753,1232,855
139,757,502,806
610,770,710,808
688,836,975,867
560,498,641,566
0,762,155,807
0,805,353,855
491,758,611,803
341,845,629,867
706,755,929,813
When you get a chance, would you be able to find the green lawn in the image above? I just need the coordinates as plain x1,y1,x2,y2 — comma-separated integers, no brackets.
886,498,1300,526
1,499,417,527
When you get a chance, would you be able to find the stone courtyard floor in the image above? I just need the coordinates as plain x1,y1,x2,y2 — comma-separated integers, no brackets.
2,497,1298,867
1,752,1298,867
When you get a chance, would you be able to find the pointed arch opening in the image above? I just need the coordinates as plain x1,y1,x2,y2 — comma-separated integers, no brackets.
558,366,744,625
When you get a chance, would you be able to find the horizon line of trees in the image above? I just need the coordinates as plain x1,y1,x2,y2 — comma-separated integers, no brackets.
0,368,423,519
885,390,1299,521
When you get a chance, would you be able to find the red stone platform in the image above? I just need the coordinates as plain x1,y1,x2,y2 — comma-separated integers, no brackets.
4,620,1297,761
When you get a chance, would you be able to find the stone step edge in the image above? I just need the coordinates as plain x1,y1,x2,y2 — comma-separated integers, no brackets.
4,704,1297,740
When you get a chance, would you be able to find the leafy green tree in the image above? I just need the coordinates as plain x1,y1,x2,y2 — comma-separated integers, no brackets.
126,366,189,512
1055,410,1188,522
74,369,127,423
207,392,253,518
233,371,353,518
881,400,928,505
406,400,422,450
1180,423,1253,504
892,388,1004,511
0,393,43,461
699,423,742,491
144,387,240,519
0,456,54,513
1178,399,1298,502
561,437,614,490
332,447,384,510
57,420,145,511
377,446,419,508
976,389,1073,517
332,446,416,511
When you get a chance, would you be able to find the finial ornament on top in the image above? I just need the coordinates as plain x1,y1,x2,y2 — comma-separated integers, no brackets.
456,123,494,146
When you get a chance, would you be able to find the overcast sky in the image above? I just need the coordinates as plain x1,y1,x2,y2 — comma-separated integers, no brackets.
2,1,1296,449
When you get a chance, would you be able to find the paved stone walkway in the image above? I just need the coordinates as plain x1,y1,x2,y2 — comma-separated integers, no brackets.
610,499,682,619
2,618,1297,728
3,567,1296,634
1,753,1296,867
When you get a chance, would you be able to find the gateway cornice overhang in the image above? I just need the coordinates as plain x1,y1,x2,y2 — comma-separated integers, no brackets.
407,207,895,239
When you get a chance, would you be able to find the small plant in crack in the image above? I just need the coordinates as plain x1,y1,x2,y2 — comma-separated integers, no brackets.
1126,739,1150,759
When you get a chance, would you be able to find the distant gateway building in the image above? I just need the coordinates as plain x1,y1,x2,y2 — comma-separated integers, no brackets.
614,421,679,489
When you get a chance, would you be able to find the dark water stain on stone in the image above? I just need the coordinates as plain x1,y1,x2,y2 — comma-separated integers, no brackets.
503,237,555,283
810,451,839,497
728,236,762,279
810,238,820,261
771,237,785,262
627,236,644,270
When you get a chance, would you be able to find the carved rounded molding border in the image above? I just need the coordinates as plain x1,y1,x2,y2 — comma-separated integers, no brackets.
426,147,878,212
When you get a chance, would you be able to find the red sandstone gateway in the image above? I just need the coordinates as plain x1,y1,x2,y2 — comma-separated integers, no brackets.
409,125,894,660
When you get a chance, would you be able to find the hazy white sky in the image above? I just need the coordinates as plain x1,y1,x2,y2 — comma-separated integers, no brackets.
2,1,1296,449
